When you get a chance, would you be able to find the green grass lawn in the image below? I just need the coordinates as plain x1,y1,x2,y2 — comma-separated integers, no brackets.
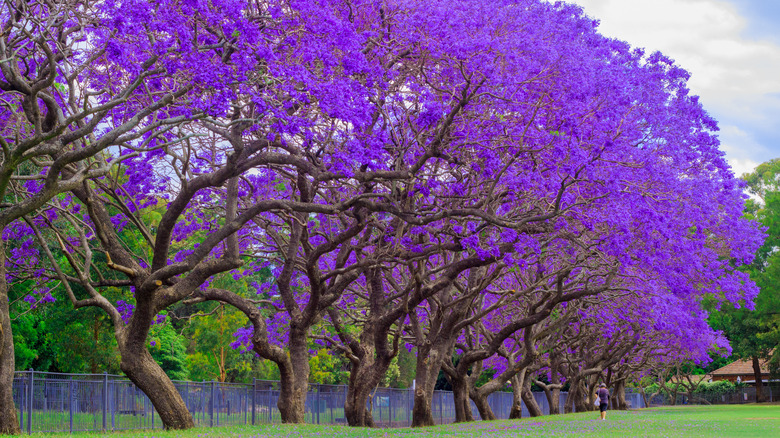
32,404,780,437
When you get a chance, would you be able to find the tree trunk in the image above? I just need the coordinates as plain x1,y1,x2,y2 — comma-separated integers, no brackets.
451,375,474,423
639,386,649,408
564,377,578,414
120,345,194,429
470,391,495,421
753,356,766,403
276,362,306,424
536,381,561,416
467,357,530,422
344,363,380,427
344,343,391,427
586,378,598,411
521,379,542,417
615,380,627,409
666,387,678,406
276,332,310,424
411,342,451,427
463,362,495,422
570,381,590,413
564,392,574,413
508,373,524,419
411,386,435,427
549,355,561,415
0,239,21,434
549,386,561,415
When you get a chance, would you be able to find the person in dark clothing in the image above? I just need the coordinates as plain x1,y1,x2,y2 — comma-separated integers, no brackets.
597,383,609,420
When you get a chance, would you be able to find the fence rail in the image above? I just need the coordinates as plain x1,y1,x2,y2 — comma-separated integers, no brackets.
641,384,780,406
12,370,647,433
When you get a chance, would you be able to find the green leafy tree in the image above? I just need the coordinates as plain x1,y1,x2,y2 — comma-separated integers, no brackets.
184,305,256,383
309,349,349,385
711,159,780,402
11,279,121,374
149,321,189,381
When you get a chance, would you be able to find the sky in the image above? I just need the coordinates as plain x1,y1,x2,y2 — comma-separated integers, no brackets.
565,0,780,177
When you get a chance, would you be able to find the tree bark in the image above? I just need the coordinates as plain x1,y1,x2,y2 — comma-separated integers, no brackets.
639,386,649,408
508,373,524,419
753,356,766,403
586,377,598,411
411,340,453,427
344,364,380,427
564,376,578,413
615,379,627,409
470,390,496,421
0,239,21,434
564,390,573,414
451,375,474,422
277,330,310,424
344,336,391,428
464,358,509,422
535,365,561,415
549,386,561,414
569,380,590,413
663,383,678,406
521,379,542,417
548,358,562,415
120,345,194,429
538,382,562,416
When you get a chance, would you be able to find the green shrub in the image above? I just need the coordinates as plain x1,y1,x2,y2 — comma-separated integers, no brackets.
694,380,736,396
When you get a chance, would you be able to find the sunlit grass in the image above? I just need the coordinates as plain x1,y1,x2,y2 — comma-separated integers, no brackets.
34,404,780,437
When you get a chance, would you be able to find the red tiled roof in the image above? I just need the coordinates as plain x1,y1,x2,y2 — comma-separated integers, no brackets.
711,358,770,376
669,374,711,384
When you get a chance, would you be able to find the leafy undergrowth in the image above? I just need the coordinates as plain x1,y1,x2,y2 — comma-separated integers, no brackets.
41,405,780,438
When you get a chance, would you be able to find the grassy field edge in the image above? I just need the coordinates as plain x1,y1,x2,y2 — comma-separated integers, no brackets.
29,404,780,438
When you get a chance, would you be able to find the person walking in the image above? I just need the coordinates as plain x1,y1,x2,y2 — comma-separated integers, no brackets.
597,383,610,420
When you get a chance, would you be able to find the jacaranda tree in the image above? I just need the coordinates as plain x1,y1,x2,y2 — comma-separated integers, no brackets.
3,0,764,432
0,0,255,430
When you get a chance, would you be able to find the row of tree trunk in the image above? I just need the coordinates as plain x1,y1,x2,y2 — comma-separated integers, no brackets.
113,347,635,430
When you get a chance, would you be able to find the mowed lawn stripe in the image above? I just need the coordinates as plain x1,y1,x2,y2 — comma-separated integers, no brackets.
35,404,780,438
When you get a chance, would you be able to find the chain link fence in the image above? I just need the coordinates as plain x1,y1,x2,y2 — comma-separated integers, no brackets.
12,370,647,433
639,384,780,406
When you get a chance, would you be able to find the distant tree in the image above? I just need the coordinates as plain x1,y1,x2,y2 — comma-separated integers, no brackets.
711,159,780,402
148,323,189,381
184,304,254,383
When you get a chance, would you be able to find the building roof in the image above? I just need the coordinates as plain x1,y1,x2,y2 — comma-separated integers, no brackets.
710,358,770,376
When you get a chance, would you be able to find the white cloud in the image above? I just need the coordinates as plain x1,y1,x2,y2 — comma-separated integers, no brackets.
726,158,760,177
567,0,780,171
570,0,780,102
718,125,764,176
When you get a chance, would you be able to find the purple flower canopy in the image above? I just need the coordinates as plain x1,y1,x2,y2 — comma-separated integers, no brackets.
1,0,764,427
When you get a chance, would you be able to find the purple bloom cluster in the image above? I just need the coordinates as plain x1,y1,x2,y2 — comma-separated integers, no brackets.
0,0,765,429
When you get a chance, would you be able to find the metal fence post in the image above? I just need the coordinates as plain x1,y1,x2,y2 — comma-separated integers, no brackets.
26,369,33,434
102,372,108,431
251,378,256,425
316,384,321,425
210,380,215,427
68,378,74,433
203,381,207,425
17,375,21,434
